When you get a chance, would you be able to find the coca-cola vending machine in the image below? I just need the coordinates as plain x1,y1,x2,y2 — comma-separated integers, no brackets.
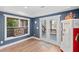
61,19,79,52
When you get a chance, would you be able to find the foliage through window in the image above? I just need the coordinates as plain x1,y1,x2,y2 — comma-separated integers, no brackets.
7,17,29,37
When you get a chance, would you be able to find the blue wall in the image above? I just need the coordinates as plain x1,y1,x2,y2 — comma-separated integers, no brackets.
30,18,34,36
30,18,40,37
33,18,40,37
0,12,31,46
60,9,79,20
0,9,79,46
32,9,79,38
0,14,5,45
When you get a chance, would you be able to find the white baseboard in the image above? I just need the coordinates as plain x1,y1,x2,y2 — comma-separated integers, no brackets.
31,36,40,40
0,36,39,49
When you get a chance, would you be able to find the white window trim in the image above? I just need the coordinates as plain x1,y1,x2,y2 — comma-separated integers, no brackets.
4,14,30,41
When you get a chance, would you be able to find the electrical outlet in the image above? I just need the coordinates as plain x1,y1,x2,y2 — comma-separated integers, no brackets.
36,27,39,29
0,41,3,44
35,21,37,24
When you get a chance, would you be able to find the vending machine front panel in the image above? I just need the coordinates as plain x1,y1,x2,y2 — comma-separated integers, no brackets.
73,28,79,52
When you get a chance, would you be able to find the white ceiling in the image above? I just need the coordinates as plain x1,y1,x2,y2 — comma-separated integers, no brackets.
0,6,79,18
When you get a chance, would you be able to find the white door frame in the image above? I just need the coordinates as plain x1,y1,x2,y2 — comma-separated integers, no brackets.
47,15,61,46
39,15,61,46
39,17,48,41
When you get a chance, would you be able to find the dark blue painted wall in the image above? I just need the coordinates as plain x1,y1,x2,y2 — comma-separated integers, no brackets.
0,9,79,46
33,18,40,37
30,18,34,36
30,18,40,37
3,35,30,46
0,12,31,46
32,9,79,38
60,9,79,20
0,14,5,45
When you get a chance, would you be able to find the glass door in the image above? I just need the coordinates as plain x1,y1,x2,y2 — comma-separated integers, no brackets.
40,19,47,41
49,20,57,41
40,15,61,46
48,15,61,46
48,20,58,45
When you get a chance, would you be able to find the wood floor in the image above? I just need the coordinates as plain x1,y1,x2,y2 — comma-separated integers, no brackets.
0,38,61,52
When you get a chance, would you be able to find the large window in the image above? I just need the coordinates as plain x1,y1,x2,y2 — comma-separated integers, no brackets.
20,19,28,34
6,16,30,39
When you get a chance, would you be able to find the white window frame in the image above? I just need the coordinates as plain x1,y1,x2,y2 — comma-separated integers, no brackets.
4,14,30,41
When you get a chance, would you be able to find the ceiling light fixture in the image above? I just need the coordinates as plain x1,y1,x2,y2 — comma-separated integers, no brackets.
40,6,46,8
24,6,28,9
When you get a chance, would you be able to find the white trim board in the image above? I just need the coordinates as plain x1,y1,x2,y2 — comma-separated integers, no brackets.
39,15,61,46
32,36,40,40
4,14,30,41
0,36,39,49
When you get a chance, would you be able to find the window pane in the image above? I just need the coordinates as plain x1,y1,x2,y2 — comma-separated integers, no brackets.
7,17,19,37
7,17,18,27
7,17,29,38
20,19,28,34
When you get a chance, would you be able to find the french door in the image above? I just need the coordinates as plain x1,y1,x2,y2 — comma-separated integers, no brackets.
40,15,61,46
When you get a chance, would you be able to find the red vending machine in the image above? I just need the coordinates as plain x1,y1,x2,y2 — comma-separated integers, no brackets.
73,27,79,52
61,19,79,52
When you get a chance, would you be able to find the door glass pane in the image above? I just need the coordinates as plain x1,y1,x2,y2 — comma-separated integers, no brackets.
49,20,57,41
41,20,46,39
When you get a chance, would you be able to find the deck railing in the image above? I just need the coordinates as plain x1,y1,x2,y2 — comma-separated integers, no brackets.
7,27,27,37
